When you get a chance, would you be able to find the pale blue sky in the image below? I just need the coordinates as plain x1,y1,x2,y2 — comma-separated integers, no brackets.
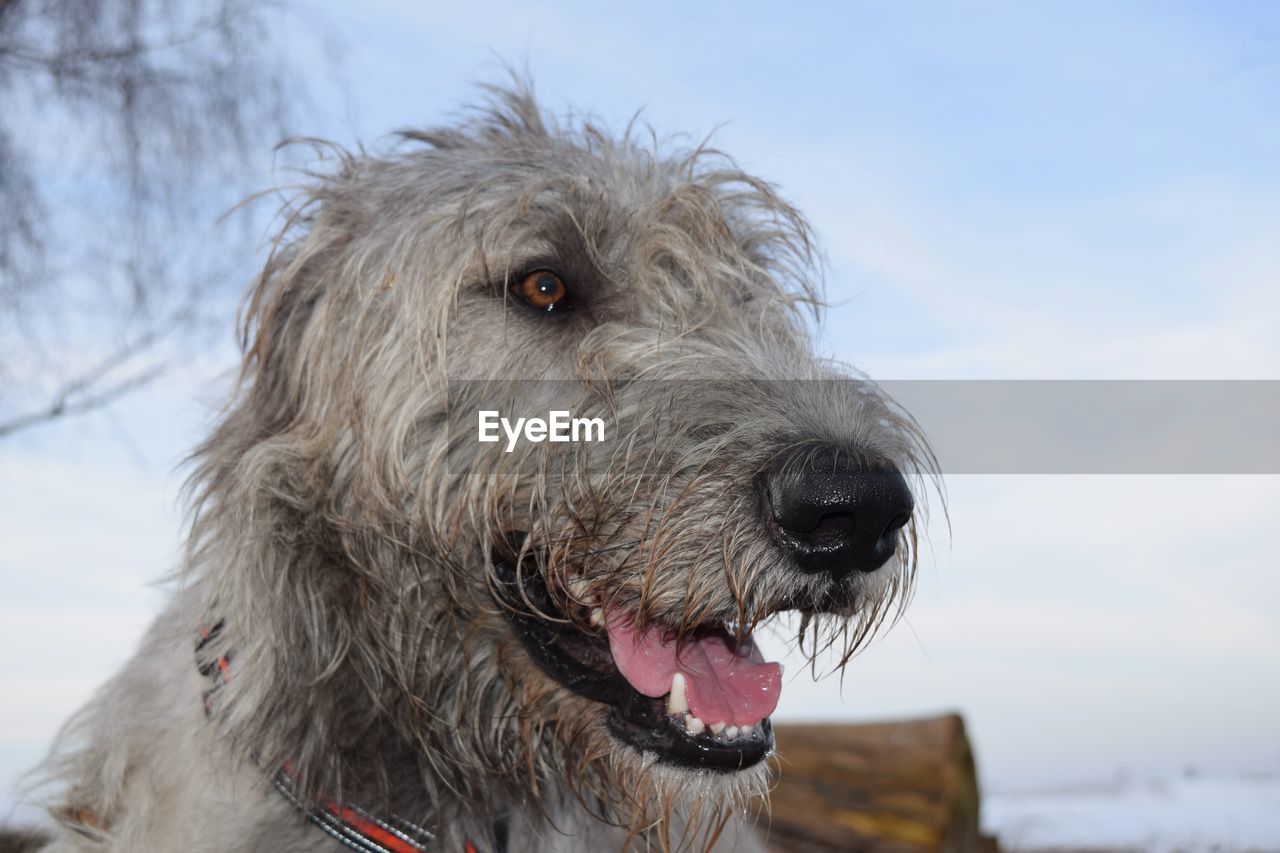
3,0,1279,832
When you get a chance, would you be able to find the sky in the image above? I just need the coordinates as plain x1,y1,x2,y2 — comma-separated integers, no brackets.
2,0,1279,832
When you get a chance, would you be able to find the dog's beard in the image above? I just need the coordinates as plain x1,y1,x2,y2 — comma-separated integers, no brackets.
487,525,908,774
484,543,908,852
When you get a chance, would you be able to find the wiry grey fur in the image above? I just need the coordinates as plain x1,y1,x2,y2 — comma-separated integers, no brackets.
27,82,933,852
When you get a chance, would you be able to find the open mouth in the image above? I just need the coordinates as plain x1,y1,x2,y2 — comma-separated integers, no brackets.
494,554,782,772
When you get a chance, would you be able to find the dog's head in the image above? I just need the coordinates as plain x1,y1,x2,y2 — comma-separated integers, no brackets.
190,83,933,846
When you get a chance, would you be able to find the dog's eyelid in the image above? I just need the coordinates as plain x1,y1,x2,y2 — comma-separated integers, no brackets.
512,263,569,289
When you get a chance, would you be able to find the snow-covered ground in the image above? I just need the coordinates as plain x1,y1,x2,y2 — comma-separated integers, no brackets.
987,773,1280,852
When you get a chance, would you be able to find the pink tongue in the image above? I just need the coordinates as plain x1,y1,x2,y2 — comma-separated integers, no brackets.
605,608,781,727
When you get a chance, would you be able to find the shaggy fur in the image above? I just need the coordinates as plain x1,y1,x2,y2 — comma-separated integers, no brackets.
27,83,932,852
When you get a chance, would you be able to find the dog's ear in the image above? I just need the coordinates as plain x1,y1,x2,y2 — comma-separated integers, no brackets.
237,200,354,436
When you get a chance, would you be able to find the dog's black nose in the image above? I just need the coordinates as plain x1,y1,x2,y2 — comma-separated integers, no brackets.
758,445,914,578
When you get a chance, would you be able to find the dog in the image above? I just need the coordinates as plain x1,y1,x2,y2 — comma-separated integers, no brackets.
27,83,931,852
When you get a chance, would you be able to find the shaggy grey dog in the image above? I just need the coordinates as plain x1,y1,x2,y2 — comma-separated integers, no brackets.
29,84,931,852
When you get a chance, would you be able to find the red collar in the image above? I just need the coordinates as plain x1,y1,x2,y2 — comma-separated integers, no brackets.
197,621,486,853
272,761,444,853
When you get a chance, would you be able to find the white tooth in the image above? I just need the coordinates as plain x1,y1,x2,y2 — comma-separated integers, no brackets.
710,721,726,734
568,578,590,601
725,726,740,739
777,664,786,678
743,723,757,735
589,608,605,627
667,673,689,716
685,716,705,735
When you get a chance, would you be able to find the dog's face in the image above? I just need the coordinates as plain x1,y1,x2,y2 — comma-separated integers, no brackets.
201,87,930,838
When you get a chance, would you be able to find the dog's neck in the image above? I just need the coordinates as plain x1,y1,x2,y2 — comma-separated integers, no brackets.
196,616,512,852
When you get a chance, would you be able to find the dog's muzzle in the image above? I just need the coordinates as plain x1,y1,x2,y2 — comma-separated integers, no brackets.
492,444,915,775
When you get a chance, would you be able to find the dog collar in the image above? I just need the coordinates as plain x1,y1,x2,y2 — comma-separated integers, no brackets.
272,762,444,853
197,621,489,853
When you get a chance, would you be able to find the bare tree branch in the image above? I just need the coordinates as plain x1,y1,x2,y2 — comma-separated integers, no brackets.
0,353,164,438
0,0,325,438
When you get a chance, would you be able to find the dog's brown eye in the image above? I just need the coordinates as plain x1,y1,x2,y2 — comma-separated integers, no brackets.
515,270,571,312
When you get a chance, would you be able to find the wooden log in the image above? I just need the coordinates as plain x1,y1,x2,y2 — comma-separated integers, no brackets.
765,714,999,853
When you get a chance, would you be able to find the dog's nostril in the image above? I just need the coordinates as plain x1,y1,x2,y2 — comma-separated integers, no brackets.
758,444,914,578
809,512,855,547
883,512,911,537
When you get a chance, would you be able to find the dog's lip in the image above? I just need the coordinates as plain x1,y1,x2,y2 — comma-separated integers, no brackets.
492,554,777,771
607,692,775,773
